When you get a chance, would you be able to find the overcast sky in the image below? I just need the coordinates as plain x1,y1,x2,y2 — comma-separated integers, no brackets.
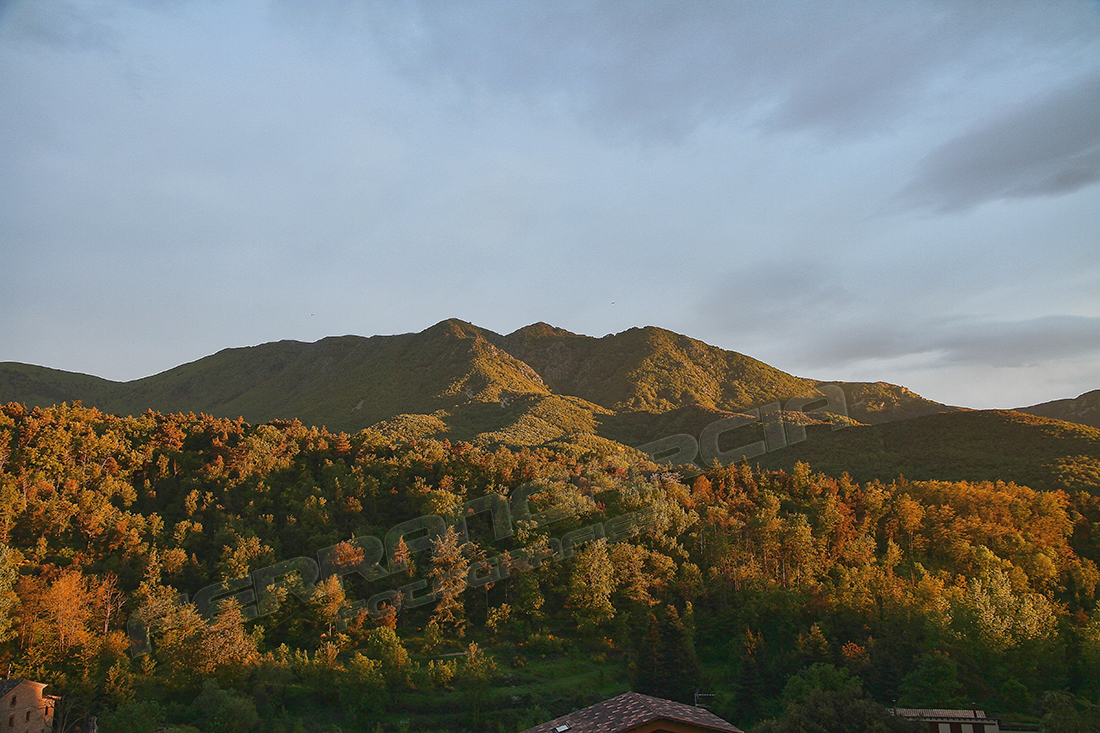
2,0,1099,410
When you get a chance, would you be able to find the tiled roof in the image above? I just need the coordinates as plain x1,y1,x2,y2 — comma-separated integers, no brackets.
520,691,743,733
0,679,49,698
893,709,991,720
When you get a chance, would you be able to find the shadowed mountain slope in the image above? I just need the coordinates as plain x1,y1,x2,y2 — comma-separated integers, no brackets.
753,409,1100,493
1016,389,1100,429
0,363,119,410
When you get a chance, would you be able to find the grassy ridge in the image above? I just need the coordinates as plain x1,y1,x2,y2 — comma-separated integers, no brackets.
0,362,119,408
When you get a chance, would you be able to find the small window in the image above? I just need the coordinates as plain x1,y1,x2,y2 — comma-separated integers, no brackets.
25,711,30,722
8,714,14,727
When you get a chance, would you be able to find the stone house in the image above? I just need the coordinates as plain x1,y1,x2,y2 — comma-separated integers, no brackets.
0,680,58,733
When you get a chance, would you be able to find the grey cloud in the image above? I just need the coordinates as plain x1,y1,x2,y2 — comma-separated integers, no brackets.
13,0,1098,141
1,0,217,52
763,5,968,137
935,315,1100,366
344,0,1100,142
818,314,1100,368
705,264,1100,369
899,71,1100,210
702,262,858,335
2,0,120,51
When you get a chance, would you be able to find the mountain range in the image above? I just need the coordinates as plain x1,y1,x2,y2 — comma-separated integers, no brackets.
2,318,1098,492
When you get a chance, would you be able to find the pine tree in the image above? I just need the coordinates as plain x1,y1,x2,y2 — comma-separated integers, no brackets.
429,525,469,636
631,603,701,704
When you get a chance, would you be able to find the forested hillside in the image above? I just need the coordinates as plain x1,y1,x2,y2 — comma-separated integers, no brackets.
2,402,1099,732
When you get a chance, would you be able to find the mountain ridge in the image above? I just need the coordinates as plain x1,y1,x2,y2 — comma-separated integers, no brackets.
0,319,954,436
1015,389,1100,429
2,319,1098,492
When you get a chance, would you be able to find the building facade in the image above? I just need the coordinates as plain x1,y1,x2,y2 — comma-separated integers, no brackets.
0,680,57,733
893,707,1002,733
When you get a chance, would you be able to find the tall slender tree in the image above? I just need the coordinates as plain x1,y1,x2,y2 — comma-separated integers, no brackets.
429,525,469,636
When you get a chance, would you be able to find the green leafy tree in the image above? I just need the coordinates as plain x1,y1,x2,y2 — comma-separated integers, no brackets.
1078,616,1100,700
782,663,862,706
898,652,966,708
188,679,259,733
340,652,387,719
155,598,207,680
459,642,498,723
1040,691,1100,733
0,543,21,644
98,700,165,733
569,539,616,631
753,687,921,733
365,626,413,703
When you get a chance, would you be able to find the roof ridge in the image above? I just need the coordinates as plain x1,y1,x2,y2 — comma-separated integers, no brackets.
518,689,742,733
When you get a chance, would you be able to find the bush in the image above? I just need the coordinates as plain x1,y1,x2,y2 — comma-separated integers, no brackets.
98,700,165,733
523,633,565,655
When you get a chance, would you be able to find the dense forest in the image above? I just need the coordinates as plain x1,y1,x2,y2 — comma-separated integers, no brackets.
2,401,1100,732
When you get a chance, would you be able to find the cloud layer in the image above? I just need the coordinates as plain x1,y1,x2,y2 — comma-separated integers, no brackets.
1,0,1098,409
901,71,1100,210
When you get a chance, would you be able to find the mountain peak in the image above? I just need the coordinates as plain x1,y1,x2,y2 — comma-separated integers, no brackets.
422,318,497,341
505,322,581,341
